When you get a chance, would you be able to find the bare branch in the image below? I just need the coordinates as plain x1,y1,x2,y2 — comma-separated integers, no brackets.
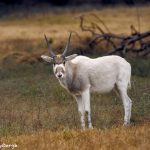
78,14,150,57
90,13,111,33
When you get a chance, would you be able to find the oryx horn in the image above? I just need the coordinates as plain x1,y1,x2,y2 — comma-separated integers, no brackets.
44,34,55,57
62,32,72,57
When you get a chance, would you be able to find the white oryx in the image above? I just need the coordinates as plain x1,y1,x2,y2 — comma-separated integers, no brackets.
41,33,132,129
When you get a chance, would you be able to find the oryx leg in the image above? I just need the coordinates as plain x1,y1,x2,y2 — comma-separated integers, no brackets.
81,88,93,128
74,95,85,129
117,82,132,126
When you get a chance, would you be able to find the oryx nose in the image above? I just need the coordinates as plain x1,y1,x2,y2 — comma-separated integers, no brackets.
58,74,62,78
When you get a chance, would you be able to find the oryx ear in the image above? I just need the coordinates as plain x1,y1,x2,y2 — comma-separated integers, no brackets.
41,55,53,63
65,54,78,61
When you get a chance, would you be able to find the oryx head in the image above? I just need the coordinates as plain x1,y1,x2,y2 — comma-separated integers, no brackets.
41,32,77,79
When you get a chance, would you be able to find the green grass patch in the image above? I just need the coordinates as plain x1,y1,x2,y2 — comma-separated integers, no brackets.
0,63,149,137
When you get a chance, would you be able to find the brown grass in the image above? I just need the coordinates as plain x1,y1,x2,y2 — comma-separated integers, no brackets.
0,6,150,63
0,5,149,64
1,124,150,150
0,6,149,40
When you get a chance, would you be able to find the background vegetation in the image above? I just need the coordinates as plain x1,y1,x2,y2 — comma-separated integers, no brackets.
0,0,150,6
0,4,149,149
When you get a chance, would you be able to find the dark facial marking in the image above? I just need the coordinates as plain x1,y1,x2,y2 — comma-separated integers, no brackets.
54,64,65,75
53,55,65,64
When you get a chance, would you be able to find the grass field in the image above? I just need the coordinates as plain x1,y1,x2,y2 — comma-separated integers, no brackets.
1,124,150,150
0,5,150,149
0,63,150,149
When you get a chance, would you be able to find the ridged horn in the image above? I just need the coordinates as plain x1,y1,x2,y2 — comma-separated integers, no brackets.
62,32,72,57
44,34,55,57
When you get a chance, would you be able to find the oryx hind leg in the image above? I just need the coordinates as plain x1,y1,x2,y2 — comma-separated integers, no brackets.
116,81,132,126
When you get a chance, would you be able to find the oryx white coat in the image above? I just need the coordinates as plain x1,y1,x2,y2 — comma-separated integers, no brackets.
42,54,132,129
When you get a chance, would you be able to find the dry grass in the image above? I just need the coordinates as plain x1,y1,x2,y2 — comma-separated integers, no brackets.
0,5,149,64
1,124,150,150
0,6,149,40
0,6,150,41
0,6,150,61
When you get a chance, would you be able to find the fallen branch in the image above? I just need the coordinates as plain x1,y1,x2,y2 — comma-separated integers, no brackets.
78,14,150,57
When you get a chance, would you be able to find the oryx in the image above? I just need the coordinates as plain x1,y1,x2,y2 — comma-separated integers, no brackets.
41,33,132,129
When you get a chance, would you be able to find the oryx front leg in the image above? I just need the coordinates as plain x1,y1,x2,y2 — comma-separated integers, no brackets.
82,88,93,129
75,95,85,129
